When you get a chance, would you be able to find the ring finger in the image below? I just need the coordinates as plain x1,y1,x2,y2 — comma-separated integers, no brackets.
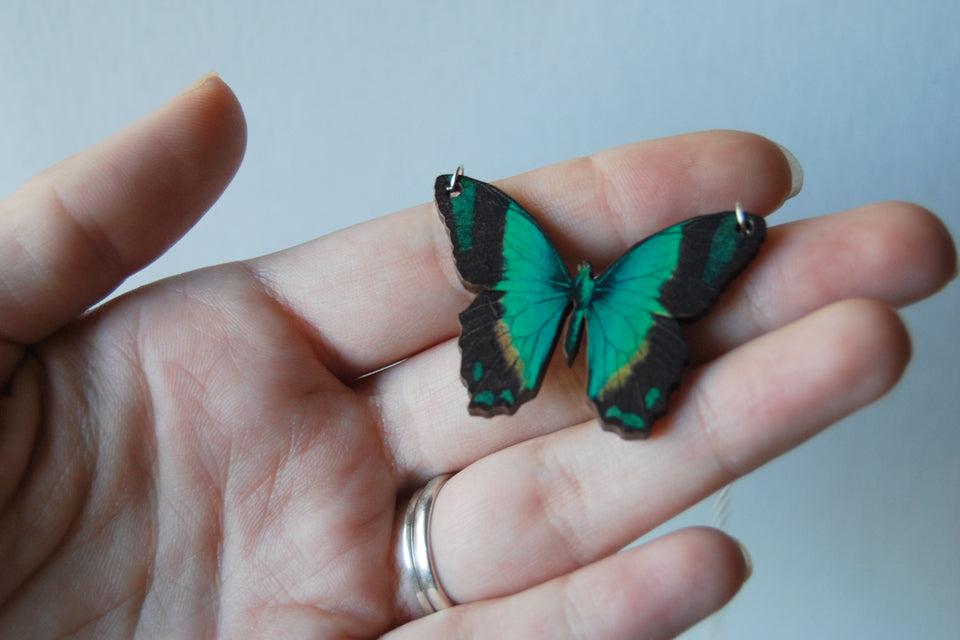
389,527,750,638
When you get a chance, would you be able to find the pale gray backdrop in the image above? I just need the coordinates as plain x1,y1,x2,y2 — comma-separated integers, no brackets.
2,2,958,638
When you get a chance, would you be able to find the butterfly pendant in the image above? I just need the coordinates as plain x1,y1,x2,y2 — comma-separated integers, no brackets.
434,170,766,439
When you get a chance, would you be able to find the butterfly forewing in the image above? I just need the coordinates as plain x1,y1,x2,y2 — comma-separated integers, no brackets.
585,212,766,438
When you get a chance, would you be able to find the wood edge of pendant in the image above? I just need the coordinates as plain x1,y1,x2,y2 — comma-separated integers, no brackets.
598,420,653,440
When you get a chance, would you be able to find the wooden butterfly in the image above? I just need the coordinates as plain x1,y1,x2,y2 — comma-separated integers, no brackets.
435,171,766,439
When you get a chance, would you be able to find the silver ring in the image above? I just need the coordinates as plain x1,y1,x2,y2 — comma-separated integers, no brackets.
401,473,455,615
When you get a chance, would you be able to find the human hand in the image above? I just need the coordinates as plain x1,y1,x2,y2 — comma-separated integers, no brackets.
0,76,955,639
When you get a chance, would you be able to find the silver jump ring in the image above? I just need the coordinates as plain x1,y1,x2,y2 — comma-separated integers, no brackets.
734,201,755,236
401,473,455,615
447,165,464,195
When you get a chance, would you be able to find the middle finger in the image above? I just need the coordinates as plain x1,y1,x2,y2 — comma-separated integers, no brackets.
369,201,952,475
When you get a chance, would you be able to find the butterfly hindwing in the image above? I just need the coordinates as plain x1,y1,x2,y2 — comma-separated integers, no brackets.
585,211,766,438
586,312,688,436
435,175,573,416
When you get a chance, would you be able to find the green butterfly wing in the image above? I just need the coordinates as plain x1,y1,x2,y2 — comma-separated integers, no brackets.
435,175,572,416
584,212,766,438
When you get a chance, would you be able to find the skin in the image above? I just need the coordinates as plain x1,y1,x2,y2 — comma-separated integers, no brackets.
0,75,955,639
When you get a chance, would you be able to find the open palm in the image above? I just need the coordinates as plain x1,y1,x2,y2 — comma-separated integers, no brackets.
1,77,955,639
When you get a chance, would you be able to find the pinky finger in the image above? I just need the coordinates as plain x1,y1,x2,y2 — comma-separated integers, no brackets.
385,527,751,640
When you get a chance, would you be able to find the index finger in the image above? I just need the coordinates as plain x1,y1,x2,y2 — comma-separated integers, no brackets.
250,131,797,380
0,75,246,377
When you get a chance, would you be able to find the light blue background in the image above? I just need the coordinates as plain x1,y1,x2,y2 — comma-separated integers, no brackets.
2,2,958,638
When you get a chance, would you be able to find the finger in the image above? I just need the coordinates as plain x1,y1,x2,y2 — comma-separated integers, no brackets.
386,527,750,640
427,299,909,602
369,202,953,476
250,130,796,378
0,74,245,374
687,200,957,361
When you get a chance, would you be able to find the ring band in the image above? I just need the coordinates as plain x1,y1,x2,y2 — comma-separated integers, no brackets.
401,473,454,614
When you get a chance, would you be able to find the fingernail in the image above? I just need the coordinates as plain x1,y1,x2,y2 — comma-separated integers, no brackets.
181,71,220,95
775,142,804,200
734,538,753,582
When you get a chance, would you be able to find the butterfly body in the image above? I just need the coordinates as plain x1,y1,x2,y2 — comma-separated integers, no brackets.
562,262,594,365
435,173,766,439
